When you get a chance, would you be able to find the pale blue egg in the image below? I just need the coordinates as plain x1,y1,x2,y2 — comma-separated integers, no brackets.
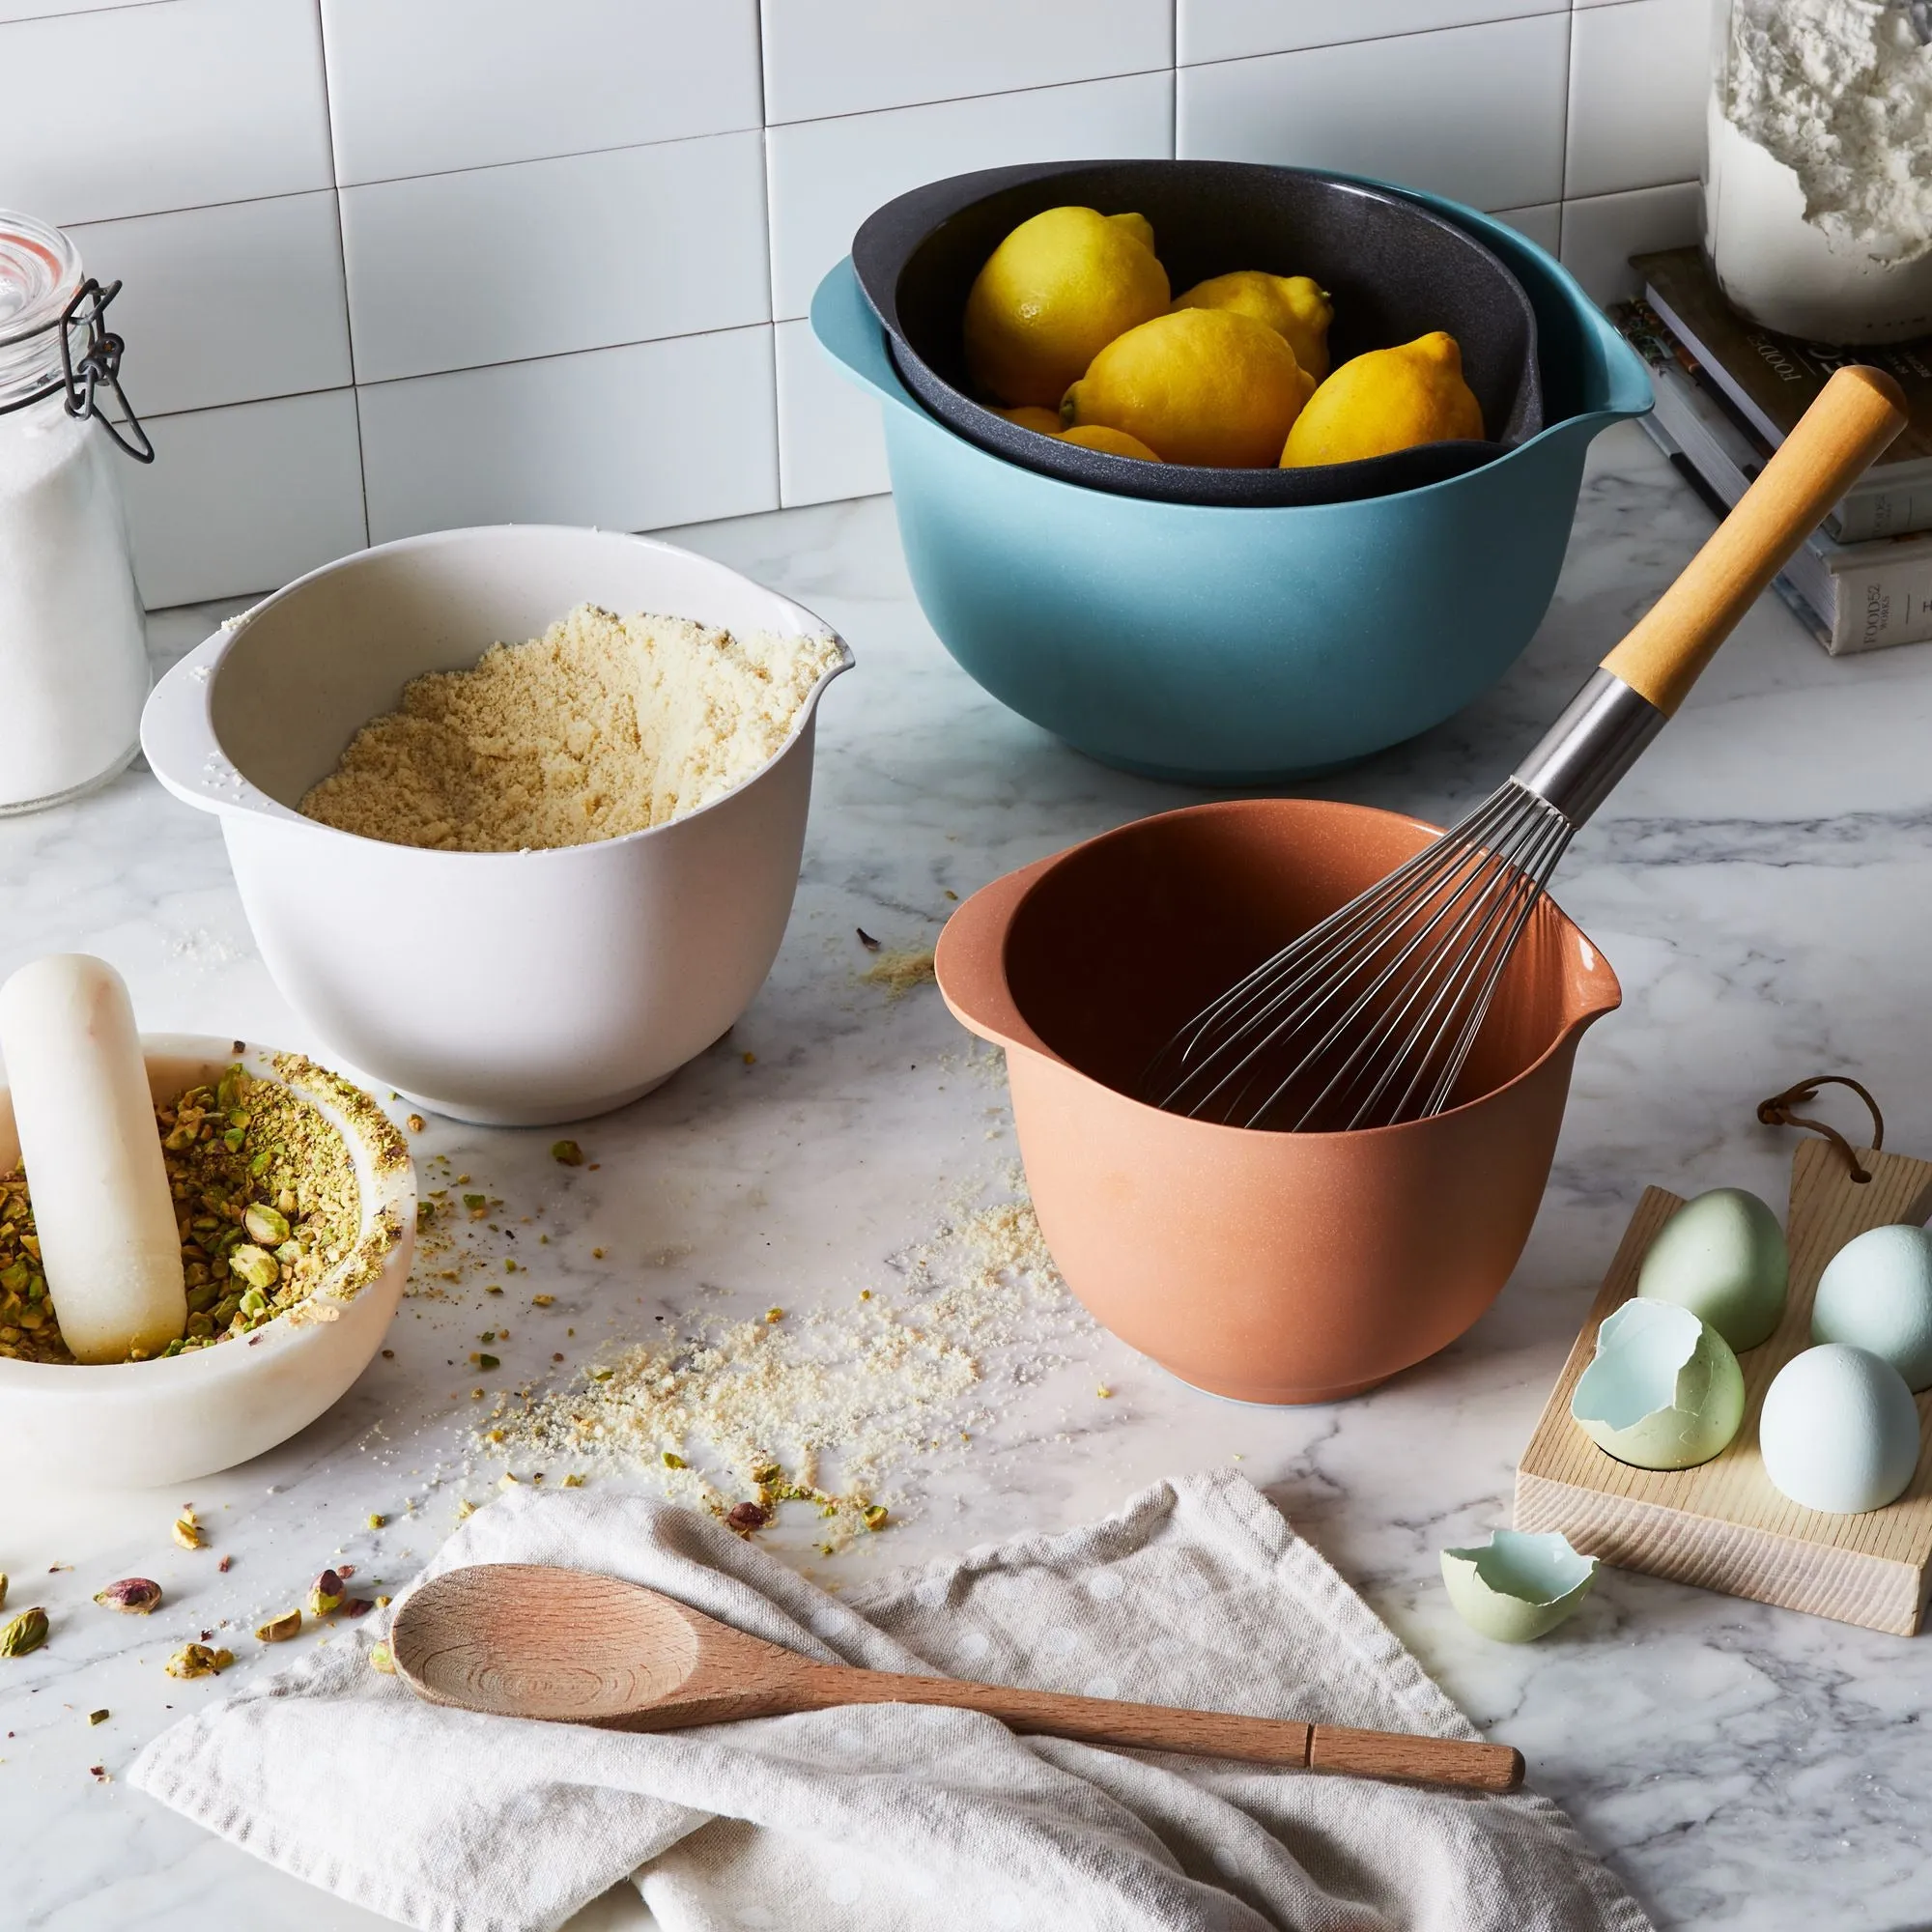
1812,1225,1932,1391
1636,1187,1787,1351
1759,1344,1920,1515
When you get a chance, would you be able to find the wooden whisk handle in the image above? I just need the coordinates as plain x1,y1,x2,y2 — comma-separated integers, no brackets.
795,1664,1524,1792
1601,364,1907,716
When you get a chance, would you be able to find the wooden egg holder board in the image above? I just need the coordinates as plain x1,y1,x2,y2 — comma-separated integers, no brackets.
1514,1138,1932,1635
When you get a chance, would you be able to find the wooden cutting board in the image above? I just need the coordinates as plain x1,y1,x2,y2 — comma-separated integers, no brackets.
1514,1138,1932,1635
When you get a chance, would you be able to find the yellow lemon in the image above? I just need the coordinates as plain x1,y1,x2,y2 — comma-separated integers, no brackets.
963,207,1169,409
1055,424,1163,461
995,405,1065,435
1063,308,1314,469
1170,270,1334,382
1281,331,1484,469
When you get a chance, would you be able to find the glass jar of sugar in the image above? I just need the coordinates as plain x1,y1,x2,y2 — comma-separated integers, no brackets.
0,209,153,814
1705,0,1932,343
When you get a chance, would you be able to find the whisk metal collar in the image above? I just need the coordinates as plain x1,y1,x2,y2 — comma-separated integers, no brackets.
1510,668,1664,828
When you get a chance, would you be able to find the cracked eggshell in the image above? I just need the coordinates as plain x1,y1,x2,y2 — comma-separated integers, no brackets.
1636,1187,1788,1351
1440,1529,1599,1643
1811,1225,1932,1391
1572,1298,1746,1470
1760,1343,1921,1515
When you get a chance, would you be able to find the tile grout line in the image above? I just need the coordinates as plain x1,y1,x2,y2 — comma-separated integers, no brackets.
753,0,784,499
1175,2,1577,73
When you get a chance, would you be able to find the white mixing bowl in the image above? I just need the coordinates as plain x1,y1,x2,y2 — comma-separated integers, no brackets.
141,526,851,1123
0,1037,414,1489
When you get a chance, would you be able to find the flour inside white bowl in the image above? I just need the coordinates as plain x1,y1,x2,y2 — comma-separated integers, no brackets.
1705,0,1932,340
298,605,843,853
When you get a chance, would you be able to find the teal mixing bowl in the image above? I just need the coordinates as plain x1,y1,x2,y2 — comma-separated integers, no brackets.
812,179,1652,785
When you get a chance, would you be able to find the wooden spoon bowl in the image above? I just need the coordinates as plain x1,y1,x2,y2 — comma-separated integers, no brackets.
392,1564,1524,1792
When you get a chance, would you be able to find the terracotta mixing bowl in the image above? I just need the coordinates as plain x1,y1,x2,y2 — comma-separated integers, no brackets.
935,799,1621,1404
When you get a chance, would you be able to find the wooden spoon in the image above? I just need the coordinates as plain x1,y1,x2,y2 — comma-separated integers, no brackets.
390,1564,1523,1793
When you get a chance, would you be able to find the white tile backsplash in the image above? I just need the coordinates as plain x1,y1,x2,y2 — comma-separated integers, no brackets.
1558,179,1702,303
776,318,891,508
341,133,770,384
0,0,168,16
1566,0,1710,200
356,327,779,543
69,193,352,418
120,391,368,609
1492,202,1563,255
761,0,1173,125
767,71,1176,321
29,0,1713,604
320,0,762,186
1179,0,1562,65
1178,14,1570,213
0,0,332,226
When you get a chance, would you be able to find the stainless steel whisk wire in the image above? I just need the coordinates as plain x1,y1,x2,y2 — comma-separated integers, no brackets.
1146,778,1580,1134
1139,365,1908,1137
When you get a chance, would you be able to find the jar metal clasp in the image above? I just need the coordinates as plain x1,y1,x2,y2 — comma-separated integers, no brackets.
0,276,154,463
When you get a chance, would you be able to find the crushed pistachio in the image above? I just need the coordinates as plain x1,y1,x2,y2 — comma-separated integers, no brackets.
0,1572,7,1609
0,1064,362,1364
307,1571,345,1618
661,1450,686,1469
530,1293,555,1308
256,1609,302,1643
172,1509,205,1551
0,1606,47,1658
367,1513,386,1529
551,1141,584,1167
863,1504,890,1531
406,1114,426,1133
87,1709,108,1726
242,1202,291,1246
94,1577,162,1615
561,1473,585,1488
369,1643,396,1675
166,1642,233,1679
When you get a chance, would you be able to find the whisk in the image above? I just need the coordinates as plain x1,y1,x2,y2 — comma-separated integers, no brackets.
1145,364,1908,1135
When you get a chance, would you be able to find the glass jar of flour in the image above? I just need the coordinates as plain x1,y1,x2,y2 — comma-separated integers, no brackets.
0,210,153,814
1705,1,1932,343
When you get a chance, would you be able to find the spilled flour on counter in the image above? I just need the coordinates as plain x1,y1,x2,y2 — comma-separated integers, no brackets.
861,948,937,1000
481,1191,1098,1551
299,604,843,852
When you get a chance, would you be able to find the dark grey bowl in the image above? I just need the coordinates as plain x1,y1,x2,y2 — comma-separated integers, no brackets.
851,159,1543,508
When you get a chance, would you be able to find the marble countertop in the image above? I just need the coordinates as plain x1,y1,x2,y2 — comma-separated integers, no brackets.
9,423,1932,1931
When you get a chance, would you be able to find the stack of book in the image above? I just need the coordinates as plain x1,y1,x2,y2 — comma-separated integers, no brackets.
1616,247,1932,656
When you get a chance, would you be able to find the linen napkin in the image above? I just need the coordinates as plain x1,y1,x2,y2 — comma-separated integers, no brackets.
131,1471,1650,1932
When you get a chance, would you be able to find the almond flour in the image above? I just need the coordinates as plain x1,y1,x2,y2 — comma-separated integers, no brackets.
482,1194,1097,1551
298,604,843,852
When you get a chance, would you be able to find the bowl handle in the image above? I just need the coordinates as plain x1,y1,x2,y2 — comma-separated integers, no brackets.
933,857,1061,1061
810,258,909,407
139,630,242,813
